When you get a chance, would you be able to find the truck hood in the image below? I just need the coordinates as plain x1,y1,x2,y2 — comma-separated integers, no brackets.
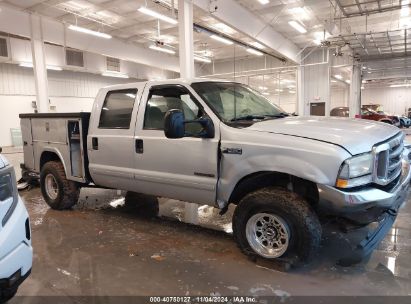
247,116,400,155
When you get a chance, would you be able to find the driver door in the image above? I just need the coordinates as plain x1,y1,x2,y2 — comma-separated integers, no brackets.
132,84,220,204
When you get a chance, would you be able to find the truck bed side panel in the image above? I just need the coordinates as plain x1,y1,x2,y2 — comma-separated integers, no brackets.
19,113,91,183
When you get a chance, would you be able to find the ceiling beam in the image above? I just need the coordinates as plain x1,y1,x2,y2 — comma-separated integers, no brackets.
193,0,301,63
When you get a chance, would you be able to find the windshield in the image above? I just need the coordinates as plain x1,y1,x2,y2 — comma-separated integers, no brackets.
191,82,287,122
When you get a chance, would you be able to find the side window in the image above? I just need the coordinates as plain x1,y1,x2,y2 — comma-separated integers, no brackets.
143,86,201,130
99,89,137,129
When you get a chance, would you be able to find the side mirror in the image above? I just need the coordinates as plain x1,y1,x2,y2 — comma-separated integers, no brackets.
164,109,215,139
164,109,185,139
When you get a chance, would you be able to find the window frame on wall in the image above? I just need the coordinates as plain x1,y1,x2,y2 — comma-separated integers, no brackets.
98,89,138,129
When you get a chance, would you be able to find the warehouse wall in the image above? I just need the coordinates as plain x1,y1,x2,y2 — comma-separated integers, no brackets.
361,87,411,115
330,87,349,110
0,63,133,147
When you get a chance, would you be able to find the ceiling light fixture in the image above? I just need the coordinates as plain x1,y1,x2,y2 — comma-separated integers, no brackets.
194,55,212,63
288,20,307,33
259,86,268,90
68,25,112,39
102,71,129,78
334,74,343,79
47,66,63,71
149,45,176,54
138,7,178,25
19,62,63,71
390,84,410,88
210,34,233,45
246,48,264,56
250,41,265,49
262,92,270,95
258,0,270,4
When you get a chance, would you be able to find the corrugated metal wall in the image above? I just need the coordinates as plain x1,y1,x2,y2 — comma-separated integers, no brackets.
0,63,131,97
362,87,411,115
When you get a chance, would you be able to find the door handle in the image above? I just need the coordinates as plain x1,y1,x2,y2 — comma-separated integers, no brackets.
135,139,144,154
92,137,98,150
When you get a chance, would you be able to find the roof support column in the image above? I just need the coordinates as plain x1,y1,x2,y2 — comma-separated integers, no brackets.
349,65,361,118
297,49,331,116
30,14,49,113
178,0,194,79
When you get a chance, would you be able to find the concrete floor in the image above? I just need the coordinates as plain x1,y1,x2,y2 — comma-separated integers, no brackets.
2,147,411,298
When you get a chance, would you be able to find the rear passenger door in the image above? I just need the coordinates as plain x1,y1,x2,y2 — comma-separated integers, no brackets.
88,86,143,190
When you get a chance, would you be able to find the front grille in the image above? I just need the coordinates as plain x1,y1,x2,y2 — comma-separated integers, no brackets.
373,132,404,186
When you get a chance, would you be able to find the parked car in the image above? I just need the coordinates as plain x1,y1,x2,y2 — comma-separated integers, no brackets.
330,106,400,126
19,79,410,266
0,151,32,303
399,116,411,128
330,107,349,117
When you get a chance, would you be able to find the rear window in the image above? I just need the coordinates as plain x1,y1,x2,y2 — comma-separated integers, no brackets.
99,89,137,129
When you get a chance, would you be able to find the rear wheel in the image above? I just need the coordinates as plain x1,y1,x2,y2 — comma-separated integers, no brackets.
233,187,321,264
40,161,80,210
124,192,159,218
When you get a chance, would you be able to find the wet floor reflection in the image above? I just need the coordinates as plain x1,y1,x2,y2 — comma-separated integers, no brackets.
15,187,411,296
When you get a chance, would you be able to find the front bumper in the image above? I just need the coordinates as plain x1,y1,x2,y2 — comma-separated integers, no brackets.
0,197,32,294
317,159,410,218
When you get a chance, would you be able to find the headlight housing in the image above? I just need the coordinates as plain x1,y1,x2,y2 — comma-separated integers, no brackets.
1,170,18,227
336,153,373,188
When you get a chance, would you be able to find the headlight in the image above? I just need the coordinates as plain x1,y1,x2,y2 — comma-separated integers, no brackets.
336,153,373,188
1,172,17,226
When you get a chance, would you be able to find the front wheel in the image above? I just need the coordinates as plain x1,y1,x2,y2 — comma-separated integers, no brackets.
40,161,80,210
233,187,321,264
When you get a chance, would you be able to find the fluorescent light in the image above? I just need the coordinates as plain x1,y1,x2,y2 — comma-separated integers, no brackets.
345,80,351,84
288,20,307,33
289,90,296,94
149,45,176,54
401,0,410,16
259,86,268,90
102,71,129,78
47,66,63,71
194,55,211,63
334,74,343,79
210,34,233,45
258,0,270,4
289,7,311,20
246,48,264,56
19,62,63,71
288,85,296,88
68,24,112,39
275,89,283,92
138,7,177,25
331,80,337,83
213,23,235,35
390,84,410,87
313,39,321,45
250,41,265,49
262,92,270,95
19,62,33,68
361,86,365,90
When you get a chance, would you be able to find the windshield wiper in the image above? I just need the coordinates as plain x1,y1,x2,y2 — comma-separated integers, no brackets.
230,115,267,122
265,112,289,117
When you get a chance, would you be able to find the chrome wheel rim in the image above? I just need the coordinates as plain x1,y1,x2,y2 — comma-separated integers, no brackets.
45,174,59,200
245,213,290,258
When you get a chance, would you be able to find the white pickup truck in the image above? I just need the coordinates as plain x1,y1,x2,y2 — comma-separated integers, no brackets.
19,79,410,265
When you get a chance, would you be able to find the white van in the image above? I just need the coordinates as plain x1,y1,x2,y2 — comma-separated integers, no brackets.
0,153,32,302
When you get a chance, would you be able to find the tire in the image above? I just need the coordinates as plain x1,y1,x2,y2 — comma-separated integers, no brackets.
0,288,17,304
233,187,321,263
124,192,159,218
40,161,80,210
